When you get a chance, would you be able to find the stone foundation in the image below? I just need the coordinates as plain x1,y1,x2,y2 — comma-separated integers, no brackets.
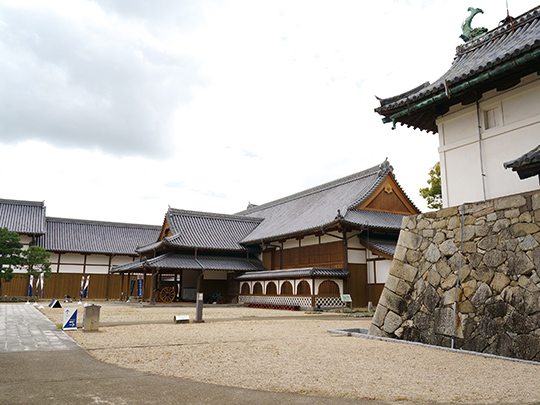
369,190,540,361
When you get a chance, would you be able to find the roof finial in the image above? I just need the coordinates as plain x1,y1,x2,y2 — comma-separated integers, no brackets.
460,7,488,42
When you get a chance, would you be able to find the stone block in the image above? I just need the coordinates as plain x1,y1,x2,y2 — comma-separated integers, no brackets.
439,239,458,256
448,215,461,230
478,235,499,251
422,284,439,313
475,224,490,238
368,323,387,337
399,231,422,250
390,260,418,283
442,287,458,306
426,268,441,287
532,193,540,210
371,303,388,327
396,279,412,296
519,234,539,251
406,249,422,265
506,310,535,334
379,290,407,315
422,229,434,238
434,307,455,336
436,206,458,218
393,245,407,263
417,218,431,230
507,251,535,276
454,226,475,243
511,223,540,237
483,250,506,268
462,241,477,254
425,243,441,263
384,274,399,294
472,266,495,284
494,195,527,210
432,219,448,229
490,272,510,294
462,279,477,298
505,208,521,219
471,283,492,306
485,300,508,319
435,260,452,279
486,212,498,222
493,218,511,233
441,274,458,290
382,310,403,334
458,299,475,313
515,334,540,361
519,211,532,223
464,215,477,226
524,292,540,315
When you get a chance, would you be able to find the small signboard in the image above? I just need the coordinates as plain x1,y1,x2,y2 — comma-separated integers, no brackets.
341,294,352,303
137,276,144,297
63,308,78,330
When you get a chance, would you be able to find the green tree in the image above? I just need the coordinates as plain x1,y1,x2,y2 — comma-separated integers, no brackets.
0,227,24,296
22,246,52,297
419,162,442,210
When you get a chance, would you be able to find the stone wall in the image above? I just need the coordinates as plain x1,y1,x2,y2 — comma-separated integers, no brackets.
369,190,540,361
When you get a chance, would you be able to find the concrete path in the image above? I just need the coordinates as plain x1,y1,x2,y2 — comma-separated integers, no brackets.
0,304,393,405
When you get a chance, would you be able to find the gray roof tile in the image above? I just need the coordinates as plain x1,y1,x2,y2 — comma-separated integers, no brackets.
235,268,349,281
238,161,402,243
376,6,540,132
35,217,161,255
0,199,46,235
112,252,265,272
358,233,399,257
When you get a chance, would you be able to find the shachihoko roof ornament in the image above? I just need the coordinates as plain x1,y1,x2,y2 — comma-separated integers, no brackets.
460,7,488,42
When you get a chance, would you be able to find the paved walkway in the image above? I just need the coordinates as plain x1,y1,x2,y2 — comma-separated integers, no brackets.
0,304,392,405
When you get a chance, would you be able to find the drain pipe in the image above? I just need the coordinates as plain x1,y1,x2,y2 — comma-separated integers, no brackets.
475,94,487,202
451,203,466,349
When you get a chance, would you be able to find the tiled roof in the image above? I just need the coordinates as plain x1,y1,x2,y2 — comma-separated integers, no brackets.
375,6,540,133
235,268,349,281
35,217,161,255
358,233,399,257
0,199,46,235
138,209,263,252
112,252,265,273
238,161,397,243
504,144,540,179
342,210,406,230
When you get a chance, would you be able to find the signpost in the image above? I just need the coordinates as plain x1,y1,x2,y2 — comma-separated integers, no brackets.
63,308,78,330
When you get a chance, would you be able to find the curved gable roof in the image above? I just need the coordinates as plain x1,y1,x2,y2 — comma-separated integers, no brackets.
238,161,395,243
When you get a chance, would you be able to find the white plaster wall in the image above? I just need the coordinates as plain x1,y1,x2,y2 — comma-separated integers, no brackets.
84,265,109,274
282,239,299,249
86,255,110,265
320,233,340,244
314,279,343,295
347,236,363,249
437,74,540,207
348,249,366,264
59,254,85,264
59,264,84,273
367,260,392,284
300,235,319,246
111,256,134,266
49,253,59,263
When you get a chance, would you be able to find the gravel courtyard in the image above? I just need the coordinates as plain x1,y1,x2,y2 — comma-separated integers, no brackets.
42,302,540,404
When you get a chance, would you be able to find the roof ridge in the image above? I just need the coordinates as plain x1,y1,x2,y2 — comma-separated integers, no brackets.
167,208,263,223
456,5,540,56
0,198,44,207
46,217,161,229
238,162,389,215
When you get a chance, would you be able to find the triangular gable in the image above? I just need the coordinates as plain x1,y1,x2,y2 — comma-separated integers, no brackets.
158,218,173,241
354,173,419,215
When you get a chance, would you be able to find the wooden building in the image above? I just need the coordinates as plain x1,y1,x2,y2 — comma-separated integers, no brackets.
114,160,419,308
0,198,160,300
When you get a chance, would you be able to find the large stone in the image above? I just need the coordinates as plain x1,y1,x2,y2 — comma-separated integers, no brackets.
378,290,407,315
478,316,501,338
490,272,510,294
485,300,508,319
515,334,540,361
454,226,475,243
524,292,540,315
442,287,458,306
384,274,399,294
435,261,452,279
475,223,490,238
471,283,492,306
434,307,455,336
382,310,403,334
494,195,526,210
426,268,441,287
393,245,407,263
478,235,499,251
368,323,387,337
483,250,506,268
439,240,458,256
519,234,539,251
406,249,422,265
413,311,433,331
462,279,477,298
485,333,515,358
506,309,535,334
458,299,475,313
425,244,441,263
533,193,540,210
395,279,412,296
371,303,388,327
511,223,540,237
441,273,458,290
472,266,495,284
391,260,418,283
493,218,511,233
399,231,422,250
433,231,446,244
422,284,440,313
462,241,477,254
507,251,535,276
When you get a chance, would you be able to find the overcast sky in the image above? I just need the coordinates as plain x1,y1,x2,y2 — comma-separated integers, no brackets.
1,0,538,225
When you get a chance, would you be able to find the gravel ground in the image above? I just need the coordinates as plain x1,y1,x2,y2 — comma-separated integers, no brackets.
41,302,540,404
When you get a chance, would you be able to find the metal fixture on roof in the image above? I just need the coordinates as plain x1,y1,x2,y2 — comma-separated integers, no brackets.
460,7,488,42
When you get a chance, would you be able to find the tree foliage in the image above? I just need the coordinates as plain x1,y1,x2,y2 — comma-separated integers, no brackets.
0,227,24,295
419,162,442,210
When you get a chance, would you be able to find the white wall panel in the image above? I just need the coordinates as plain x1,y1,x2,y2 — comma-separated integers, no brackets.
59,254,85,264
84,266,109,274
86,255,110,265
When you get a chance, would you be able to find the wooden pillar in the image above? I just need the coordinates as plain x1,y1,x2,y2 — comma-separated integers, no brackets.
342,229,349,293
105,255,113,301
150,269,156,305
